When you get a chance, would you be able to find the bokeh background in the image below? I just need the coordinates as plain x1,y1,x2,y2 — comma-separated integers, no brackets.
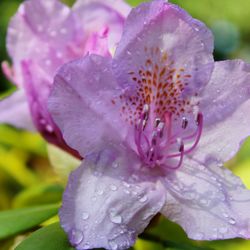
1,0,250,249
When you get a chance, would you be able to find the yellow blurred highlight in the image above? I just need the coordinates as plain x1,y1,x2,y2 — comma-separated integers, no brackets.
0,147,39,187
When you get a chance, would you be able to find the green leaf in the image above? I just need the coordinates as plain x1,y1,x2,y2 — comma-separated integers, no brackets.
15,222,75,250
139,233,214,250
12,184,64,208
0,204,59,240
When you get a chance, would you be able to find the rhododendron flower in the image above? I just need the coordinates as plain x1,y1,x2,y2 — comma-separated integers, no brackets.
0,0,130,156
48,0,250,249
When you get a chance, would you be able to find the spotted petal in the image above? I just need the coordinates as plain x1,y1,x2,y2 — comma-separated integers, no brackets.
196,60,250,162
0,89,35,131
161,158,250,240
60,146,165,250
48,54,128,157
113,0,214,93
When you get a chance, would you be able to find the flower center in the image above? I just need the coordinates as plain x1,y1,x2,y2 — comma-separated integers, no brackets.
114,46,202,169
134,104,203,169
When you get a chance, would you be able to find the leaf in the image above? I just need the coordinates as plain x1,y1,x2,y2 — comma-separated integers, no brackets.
15,222,75,250
0,146,39,187
0,204,59,240
139,233,214,250
0,125,46,156
12,183,64,208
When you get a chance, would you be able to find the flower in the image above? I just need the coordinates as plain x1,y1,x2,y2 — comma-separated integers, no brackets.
48,0,250,249
0,0,130,156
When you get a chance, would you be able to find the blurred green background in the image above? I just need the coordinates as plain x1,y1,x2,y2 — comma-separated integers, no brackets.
1,0,250,250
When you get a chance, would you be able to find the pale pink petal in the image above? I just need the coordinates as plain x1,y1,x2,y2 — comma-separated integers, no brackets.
161,158,250,240
196,60,250,162
60,146,165,250
0,89,35,131
73,0,130,53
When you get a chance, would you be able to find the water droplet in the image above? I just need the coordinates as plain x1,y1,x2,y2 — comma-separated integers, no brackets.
112,162,119,168
109,210,122,224
108,239,118,250
139,195,148,203
97,189,104,195
124,189,130,194
126,50,132,56
223,213,229,218
200,198,209,206
46,124,54,133
82,212,89,220
70,229,83,245
110,185,118,191
122,182,130,188
229,218,236,225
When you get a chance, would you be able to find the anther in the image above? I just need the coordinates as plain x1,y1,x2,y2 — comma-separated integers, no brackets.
157,122,165,138
182,117,188,129
196,112,202,125
154,118,161,128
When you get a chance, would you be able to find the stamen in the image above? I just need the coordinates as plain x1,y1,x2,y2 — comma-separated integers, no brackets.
154,118,161,128
133,106,203,171
182,117,188,129
162,141,184,170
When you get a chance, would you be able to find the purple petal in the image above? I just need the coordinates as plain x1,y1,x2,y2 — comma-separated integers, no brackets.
73,0,131,18
7,0,75,63
48,54,129,157
60,146,165,250
73,0,130,52
113,0,214,93
196,60,250,162
161,158,250,240
22,60,80,158
0,89,35,131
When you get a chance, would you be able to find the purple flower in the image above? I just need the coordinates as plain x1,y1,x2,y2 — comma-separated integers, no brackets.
48,0,250,249
0,0,130,157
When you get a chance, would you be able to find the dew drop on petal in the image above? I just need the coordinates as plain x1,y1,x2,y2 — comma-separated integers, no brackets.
110,185,118,191
70,228,83,245
108,239,118,250
229,218,236,225
109,210,122,224
82,212,89,220
139,195,148,203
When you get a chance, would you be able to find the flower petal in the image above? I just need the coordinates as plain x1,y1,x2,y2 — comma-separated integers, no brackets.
0,89,35,131
48,54,128,157
60,146,165,250
161,158,250,240
7,0,74,62
73,0,131,18
196,60,250,162
73,0,130,54
113,0,214,93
